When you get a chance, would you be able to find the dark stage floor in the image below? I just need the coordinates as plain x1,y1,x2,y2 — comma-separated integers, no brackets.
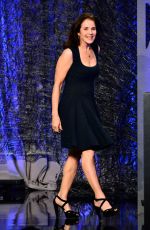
0,185,137,230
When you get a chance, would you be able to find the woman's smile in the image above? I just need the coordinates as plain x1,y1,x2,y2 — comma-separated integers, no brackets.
78,19,97,45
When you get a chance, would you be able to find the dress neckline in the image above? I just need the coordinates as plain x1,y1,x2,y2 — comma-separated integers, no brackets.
77,46,97,68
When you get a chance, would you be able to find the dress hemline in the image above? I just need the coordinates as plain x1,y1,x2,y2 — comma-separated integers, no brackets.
61,143,113,152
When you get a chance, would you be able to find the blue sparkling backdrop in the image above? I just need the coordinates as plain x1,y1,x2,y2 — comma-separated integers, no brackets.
0,0,137,196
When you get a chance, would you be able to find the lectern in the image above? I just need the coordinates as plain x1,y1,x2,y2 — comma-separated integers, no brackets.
144,92,150,227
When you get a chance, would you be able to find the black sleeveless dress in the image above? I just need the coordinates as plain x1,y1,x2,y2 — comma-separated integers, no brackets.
58,45,113,151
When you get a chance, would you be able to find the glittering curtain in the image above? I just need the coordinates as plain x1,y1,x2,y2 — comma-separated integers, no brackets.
0,0,136,196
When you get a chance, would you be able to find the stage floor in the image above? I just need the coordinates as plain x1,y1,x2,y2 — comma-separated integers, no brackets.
0,186,138,230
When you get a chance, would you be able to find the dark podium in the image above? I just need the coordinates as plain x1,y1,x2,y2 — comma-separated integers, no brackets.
144,92,150,228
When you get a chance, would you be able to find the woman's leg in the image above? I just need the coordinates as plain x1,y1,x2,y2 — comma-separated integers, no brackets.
55,148,81,211
81,149,112,211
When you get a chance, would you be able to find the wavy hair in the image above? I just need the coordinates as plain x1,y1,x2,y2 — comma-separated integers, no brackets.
64,13,101,49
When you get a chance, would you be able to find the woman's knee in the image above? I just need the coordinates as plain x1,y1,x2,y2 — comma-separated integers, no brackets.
63,159,78,175
81,149,95,161
64,155,79,171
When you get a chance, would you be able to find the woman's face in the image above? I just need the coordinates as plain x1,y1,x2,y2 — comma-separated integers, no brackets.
78,18,97,46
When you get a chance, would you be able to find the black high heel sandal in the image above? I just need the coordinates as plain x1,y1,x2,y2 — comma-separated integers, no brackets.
94,198,118,217
53,195,79,219
54,217,79,230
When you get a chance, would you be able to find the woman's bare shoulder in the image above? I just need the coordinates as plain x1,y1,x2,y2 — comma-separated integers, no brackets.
56,48,73,70
57,48,73,66
61,48,73,58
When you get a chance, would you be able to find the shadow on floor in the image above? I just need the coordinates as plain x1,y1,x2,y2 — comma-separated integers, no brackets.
0,189,137,230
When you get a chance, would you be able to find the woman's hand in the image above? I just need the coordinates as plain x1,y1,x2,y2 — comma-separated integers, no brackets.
52,114,63,133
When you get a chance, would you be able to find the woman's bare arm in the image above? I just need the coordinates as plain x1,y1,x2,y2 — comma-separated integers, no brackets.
51,48,73,132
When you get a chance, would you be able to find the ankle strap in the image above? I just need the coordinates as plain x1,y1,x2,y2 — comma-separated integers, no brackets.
94,198,106,201
56,195,68,209
94,198,107,209
56,195,67,202
94,198,106,202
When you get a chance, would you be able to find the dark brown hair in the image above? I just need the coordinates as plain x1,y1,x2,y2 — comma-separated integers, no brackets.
64,13,100,49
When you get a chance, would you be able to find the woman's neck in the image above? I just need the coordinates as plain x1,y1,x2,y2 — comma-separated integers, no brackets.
79,43,91,51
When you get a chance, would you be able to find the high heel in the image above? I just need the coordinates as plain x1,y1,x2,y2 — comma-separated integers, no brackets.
94,198,118,217
53,195,79,219
54,218,79,230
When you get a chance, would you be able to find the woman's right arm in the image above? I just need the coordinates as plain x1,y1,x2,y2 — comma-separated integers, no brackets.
51,48,73,132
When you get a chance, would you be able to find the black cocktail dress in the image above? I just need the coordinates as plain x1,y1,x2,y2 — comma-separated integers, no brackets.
58,45,113,151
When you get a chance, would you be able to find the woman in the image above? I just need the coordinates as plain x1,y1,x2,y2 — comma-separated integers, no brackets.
52,13,118,218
